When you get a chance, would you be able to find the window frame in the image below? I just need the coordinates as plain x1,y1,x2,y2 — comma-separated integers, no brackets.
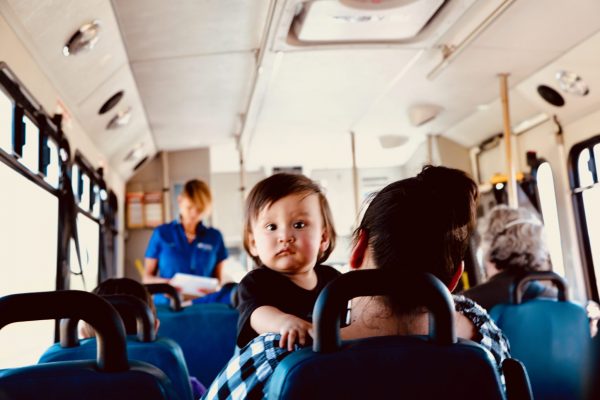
568,134,600,301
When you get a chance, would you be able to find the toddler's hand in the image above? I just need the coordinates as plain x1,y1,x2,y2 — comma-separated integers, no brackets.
278,315,313,351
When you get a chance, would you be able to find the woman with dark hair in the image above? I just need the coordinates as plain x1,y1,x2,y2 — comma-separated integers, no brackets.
463,205,557,310
203,166,510,400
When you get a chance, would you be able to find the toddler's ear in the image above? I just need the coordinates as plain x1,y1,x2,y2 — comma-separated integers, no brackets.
247,233,259,257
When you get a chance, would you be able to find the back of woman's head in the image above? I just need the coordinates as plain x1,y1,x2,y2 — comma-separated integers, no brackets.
483,205,550,272
356,165,478,300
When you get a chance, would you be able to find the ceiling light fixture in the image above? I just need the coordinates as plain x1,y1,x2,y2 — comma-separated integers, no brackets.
555,70,590,96
106,107,132,130
63,20,101,56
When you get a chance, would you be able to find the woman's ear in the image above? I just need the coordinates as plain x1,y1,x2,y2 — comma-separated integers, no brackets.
349,229,369,270
448,261,465,292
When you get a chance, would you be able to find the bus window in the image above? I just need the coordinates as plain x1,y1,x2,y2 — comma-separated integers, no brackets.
79,173,91,211
536,162,565,277
43,137,60,189
571,136,600,300
69,212,99,292
0,88,12,152
578,148,594,187
582,184,600,294
0,160,57,368
91,184,101,218
20,115,39,173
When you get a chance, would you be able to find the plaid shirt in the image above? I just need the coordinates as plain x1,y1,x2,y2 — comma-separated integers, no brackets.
203,296,511,400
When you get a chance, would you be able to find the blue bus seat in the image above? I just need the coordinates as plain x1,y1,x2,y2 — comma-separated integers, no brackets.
268,270,526,400
489,271,592,400
38,294,194,400
0,291,180,400
156,302,239,385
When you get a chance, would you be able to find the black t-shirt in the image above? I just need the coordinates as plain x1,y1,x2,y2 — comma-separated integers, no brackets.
235,264,341,347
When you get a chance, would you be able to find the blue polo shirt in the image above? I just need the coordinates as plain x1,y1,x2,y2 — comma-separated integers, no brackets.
145,221,228,279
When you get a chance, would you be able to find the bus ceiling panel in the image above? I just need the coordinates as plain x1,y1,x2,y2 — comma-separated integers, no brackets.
131,52,255,151
76,64,152,161
444,91,540,148
0,1,130,106
516,30,600,127
112,0,271,61
252,49,420,142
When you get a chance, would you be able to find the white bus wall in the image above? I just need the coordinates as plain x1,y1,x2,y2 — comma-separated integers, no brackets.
0,13,127,277
403,136,472,179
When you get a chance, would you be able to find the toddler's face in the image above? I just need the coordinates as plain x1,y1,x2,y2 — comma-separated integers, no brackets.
248,192,329,276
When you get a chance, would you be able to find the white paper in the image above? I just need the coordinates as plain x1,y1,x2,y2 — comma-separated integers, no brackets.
169,273,218,296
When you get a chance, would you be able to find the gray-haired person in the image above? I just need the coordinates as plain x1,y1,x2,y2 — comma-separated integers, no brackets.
463,205,557,310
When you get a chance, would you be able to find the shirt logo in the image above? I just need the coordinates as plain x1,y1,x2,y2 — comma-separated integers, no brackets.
197,242,213,251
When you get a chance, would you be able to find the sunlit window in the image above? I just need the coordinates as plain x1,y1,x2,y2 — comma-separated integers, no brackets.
72,164,80,202
91,184,101,218
0,89,12,152
578,148,594,187
20,115,39,173
44,138,60,188
582,185,600,292
536,162,565,277
69,213,99,292
80,173,91,211
594,144,600,173
0,161,57,368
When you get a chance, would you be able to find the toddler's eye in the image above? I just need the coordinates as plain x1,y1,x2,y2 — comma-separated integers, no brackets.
293,221,306,229
265,223,277,231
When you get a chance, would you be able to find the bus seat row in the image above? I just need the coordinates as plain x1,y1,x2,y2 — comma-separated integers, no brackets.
490,271,592,400
268,270,532,400
38,294,194,400
0,291,180,400
146,283,240,384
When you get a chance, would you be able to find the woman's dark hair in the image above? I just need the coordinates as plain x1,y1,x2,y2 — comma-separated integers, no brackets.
354,165,478,314
243,173,336,267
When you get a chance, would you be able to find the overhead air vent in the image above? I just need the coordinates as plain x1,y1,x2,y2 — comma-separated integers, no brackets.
291,0,446,42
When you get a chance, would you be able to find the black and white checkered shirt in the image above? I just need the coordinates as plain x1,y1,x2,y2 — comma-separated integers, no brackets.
203,296,511,400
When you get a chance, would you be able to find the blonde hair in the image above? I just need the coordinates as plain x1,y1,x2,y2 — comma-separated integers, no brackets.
182,179,212,214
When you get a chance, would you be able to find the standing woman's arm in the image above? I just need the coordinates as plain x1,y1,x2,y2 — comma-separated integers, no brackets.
142,258,169,284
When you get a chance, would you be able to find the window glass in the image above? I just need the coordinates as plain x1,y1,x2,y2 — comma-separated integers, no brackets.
0,89,12,152
44,138,60,188
577,148,594,187
0,161,57,368
536,162,565,277
69,213,99,292
594,144,600,177
80,173,91,211
583,185,600,296
72,164,80,202
91,184,101,218
20,116,39,173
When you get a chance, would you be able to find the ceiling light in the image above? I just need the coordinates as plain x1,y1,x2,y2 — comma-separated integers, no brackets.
106,107,132,130
555,70,589,96
123,144,145,163
379,134,409,148
63,20,101,56
99,91,124,115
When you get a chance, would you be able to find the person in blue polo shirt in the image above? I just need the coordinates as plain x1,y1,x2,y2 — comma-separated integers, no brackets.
143,179,228,303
